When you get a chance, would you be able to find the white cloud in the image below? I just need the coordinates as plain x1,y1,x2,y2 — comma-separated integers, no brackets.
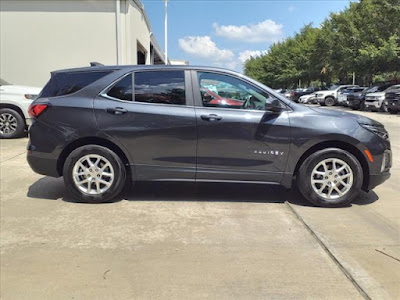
178,36,234,62
238,50,267,63
213,20,283,43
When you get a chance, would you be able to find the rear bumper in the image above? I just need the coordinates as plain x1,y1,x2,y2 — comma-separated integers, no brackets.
27,143,60,177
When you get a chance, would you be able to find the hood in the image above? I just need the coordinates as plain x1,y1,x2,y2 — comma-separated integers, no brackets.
308,106,383,127
0,85,42,94
366,91,385,97
316,90,335,95
300,93,314,99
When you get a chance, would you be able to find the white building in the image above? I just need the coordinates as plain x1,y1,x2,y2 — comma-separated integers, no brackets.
170,59,189,65
0,0,167,87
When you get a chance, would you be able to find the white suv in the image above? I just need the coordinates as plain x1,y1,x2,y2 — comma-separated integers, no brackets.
0,78,42,138
364,84,400,112
315,85,358,106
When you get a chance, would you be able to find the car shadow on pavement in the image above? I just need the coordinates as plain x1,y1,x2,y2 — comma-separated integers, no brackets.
27,176,379,207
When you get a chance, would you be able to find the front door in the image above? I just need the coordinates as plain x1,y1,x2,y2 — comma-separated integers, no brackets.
94,70,197,180
192,71,291,183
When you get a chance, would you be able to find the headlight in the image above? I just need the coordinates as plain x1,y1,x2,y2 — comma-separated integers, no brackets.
25,94,38,100
360,123,389,141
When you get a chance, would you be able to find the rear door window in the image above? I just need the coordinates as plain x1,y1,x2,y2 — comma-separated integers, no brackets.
134,71,186,105
41,71,112,98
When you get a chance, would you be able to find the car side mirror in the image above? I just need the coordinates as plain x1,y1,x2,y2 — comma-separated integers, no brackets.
265,100,285,113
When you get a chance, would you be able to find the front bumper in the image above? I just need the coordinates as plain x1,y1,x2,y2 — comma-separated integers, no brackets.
368,172,390,190
364,100,380,109
387,100,400,110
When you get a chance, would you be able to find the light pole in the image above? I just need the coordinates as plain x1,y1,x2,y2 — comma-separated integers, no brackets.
164,0,168,65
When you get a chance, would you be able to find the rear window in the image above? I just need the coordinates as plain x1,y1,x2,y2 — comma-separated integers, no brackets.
40,71,112,98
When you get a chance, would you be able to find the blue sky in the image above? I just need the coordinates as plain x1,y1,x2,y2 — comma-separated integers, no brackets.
142,0,352,72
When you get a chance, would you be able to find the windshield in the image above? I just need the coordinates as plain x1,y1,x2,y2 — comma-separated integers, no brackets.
0,78,11,86
385,85,400,92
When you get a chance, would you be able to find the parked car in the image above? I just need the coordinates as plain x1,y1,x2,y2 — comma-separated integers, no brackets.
0,78,42,138
299,92,317,104
338,87,367,106
385,87,400,114
364,84,400,112
27,65,391,207
315,85,358,106
347,84,391,111
283,90,292,99
290,87,327,103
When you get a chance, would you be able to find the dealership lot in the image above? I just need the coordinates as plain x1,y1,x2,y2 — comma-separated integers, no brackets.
1,108,399,299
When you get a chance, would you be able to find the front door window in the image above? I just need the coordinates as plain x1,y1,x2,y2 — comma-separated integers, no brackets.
197,72,283,110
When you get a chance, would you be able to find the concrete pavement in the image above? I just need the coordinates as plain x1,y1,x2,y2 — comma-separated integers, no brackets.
0,107,399,299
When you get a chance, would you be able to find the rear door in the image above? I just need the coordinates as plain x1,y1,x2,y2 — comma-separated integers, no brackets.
192,71,291,183
94,70,197,180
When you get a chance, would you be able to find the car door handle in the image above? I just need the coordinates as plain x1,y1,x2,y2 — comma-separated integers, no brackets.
201,114,222,121
106,107,128,115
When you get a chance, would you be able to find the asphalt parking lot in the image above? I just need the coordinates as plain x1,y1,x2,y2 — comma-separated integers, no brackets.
1,107,399,299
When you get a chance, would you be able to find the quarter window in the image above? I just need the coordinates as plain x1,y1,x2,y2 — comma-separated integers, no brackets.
107,73,133,101
41,71,113,98
198,72,283,110
134,71,185,105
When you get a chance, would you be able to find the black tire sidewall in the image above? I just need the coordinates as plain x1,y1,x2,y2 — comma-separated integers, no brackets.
0,108,25,139
63,145,126,203
325,97,335,106
297,148,363,207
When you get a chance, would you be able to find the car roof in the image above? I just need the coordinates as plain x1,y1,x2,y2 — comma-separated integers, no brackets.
51,64,235,75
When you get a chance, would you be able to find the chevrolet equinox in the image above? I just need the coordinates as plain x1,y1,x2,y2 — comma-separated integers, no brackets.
27,65,392,207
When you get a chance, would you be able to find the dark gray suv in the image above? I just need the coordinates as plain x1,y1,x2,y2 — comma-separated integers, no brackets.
27,65,392,207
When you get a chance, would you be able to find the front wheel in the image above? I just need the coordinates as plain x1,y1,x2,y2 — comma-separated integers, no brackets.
380,102,388,113
297,148,363,207
324,97,335,107
63,145,126,203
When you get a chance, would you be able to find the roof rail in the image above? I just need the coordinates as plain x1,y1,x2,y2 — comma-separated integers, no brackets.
90,62,104,67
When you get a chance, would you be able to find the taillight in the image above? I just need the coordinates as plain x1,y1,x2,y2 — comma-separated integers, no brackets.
291,91,295,96
28,104,48,118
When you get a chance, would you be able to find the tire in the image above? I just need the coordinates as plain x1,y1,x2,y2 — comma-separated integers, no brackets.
380,102,388,113
0,108,25,139
360,102,366,111
297,148,363,207
63,145,127,203
388,108,398,115
351,107,358,110
324,97,335,107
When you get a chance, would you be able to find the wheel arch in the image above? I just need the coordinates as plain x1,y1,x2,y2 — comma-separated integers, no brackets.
0,104,27,124
294,140,370,191
56,136,132,178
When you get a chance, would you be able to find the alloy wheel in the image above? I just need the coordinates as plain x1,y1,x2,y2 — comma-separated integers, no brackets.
72,154,115,195
0,113,18,135
310,158,353,200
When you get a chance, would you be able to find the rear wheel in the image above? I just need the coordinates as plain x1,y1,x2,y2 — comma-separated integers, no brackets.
63,145,126,203
297,148,363,207
0,108,25,139
324,97,335,107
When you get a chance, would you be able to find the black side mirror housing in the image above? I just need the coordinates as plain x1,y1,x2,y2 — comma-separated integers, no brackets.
265,100,285,113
